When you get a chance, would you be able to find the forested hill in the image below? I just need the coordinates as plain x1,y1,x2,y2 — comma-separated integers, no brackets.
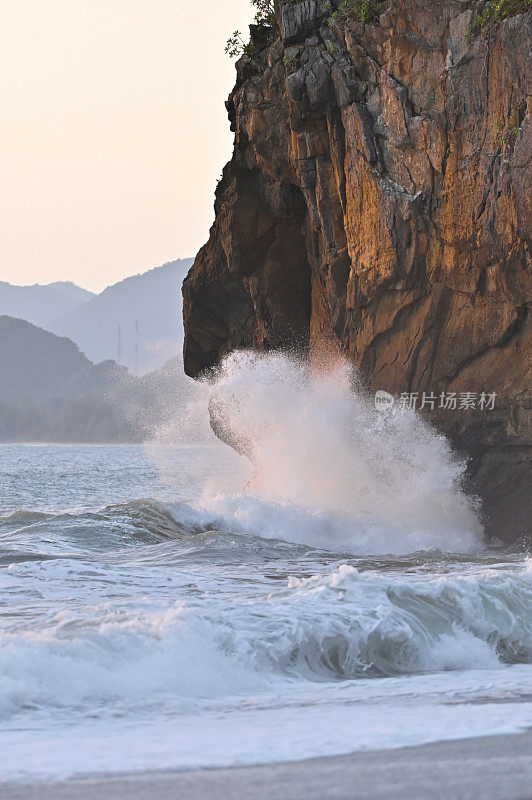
1,316,93,400
0,316,193,443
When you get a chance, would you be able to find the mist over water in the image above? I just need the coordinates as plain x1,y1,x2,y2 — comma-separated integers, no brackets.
166,351,482,554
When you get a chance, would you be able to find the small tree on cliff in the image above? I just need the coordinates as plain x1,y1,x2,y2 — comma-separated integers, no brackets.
251,0,275,25
225,0,275,59
225,31,256,59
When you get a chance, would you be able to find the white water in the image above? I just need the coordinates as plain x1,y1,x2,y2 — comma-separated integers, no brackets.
155,351,482,554
0,353,530,784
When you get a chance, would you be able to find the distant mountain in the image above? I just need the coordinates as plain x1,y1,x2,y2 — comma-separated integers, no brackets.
0,280,95,329
0,316,131,442
0,316,91,401
0,316,195,443
48,259,194,374
46,282,95,304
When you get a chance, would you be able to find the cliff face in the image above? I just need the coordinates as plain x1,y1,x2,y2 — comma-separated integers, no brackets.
183,0,531,543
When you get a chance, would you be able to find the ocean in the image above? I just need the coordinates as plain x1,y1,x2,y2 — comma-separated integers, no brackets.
1,353,531,784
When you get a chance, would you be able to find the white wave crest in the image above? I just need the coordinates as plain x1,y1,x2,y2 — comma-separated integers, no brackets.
1,560,530,720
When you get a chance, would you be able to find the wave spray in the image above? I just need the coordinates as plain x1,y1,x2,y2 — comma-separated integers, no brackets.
188,351,482,554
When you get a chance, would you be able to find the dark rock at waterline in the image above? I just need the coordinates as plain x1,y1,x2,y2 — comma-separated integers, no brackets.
183,1,531,544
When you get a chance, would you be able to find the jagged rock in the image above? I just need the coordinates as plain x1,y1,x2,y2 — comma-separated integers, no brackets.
280,0,333,44
183,0,532,543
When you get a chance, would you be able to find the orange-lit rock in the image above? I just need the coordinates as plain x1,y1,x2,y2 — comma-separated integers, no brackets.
184,2,531,543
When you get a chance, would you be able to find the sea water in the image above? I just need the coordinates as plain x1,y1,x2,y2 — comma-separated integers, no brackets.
0,353,530,784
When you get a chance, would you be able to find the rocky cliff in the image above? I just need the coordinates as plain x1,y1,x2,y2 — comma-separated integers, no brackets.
183,0,531,543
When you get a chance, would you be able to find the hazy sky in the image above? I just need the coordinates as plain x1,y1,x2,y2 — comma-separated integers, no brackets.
0,0,253,292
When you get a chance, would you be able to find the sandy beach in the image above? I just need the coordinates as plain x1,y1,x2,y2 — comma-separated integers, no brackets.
4,731,532,800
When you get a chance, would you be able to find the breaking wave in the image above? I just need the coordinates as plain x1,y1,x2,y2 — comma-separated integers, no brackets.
167,351,483,555
1,366,530,783
1,559,531,719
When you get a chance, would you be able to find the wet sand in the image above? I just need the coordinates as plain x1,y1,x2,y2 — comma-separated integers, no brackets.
3,731,532,800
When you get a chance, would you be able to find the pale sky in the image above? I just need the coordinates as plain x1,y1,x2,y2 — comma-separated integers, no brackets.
0,0,253,292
